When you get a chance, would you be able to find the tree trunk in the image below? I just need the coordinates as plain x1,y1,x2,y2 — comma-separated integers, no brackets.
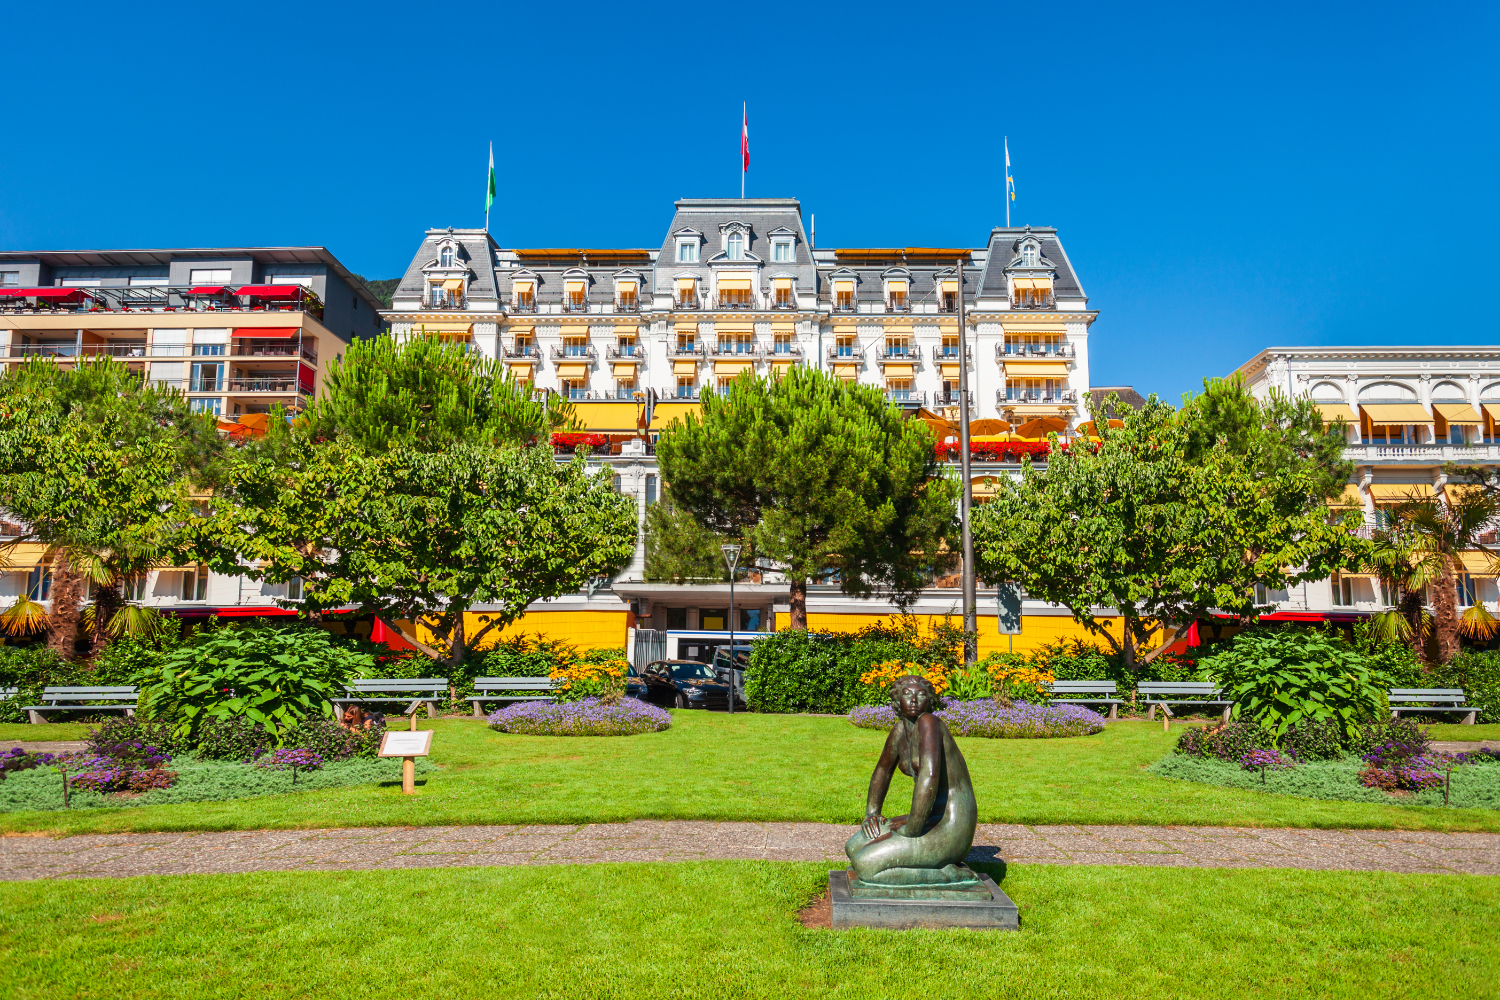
789,579,807,631
46,551,82,661
448,613,467,672
1434,560,1460,664
90,580,121,658
1398,590,1426,663
1121,606,1138,676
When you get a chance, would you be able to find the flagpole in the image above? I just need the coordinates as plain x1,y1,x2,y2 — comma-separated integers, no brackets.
741,103,746,199
957,255,976,666
1005,136,1011,228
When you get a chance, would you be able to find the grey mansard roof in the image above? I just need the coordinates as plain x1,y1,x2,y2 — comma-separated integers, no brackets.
394,229,500,302
976,227,1087,303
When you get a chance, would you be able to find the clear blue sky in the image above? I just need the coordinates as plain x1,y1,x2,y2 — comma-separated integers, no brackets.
1,1,1494,401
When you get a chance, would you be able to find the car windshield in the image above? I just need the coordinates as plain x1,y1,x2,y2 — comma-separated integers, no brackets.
671,663,717,681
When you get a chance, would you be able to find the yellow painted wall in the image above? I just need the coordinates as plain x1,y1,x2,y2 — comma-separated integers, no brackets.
415,609,630,652
772,611,1120,657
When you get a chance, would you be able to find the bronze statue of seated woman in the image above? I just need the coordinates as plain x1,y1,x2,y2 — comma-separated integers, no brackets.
844,674,982,896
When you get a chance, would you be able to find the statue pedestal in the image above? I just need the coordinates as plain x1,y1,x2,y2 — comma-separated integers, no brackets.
828,868,1019,930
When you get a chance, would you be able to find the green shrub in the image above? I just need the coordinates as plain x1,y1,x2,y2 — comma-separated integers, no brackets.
0,645,84,722
135,623,372,740
1174,722,1275,761
1419,649,1500,724
1201,630,1390,740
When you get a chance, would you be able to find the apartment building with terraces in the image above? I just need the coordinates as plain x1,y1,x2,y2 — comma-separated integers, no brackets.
1239,346,1500,618
383,198,1107,657
0,247,385,420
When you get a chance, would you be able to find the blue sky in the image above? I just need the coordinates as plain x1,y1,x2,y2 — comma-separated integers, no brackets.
0,1,1494,401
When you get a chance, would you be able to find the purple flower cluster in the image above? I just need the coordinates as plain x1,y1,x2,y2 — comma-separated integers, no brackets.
254,748,325,772
1239,748,1296,772
63,742,177,794
848,700,1106,739
0,746,59,779
488,697,671,737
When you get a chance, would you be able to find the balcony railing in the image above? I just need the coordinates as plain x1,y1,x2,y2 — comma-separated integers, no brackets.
227,377,306,394
504,345,541,360
833,299,857,313
427,294,465,309
931,346,972,361
606,345,642,359
712,342,760,357
510,299,536,313
771,297,797,310
886,299,910,312
826,345,865,361
672,387,702,400
675,295,700,310
550,344,597,360
1011,295,1056,309
769,342,803,357
713,295,755,310
999,389,1078,404
938,298,959,313
232,342,317,363
885,390,927,406
4,343,151,358
0,285,324,320
1345,443,1498,462
614,299,639,312
933,390,975,411
562,299,589,313
188,378,223,392
669,343,704,358
876,346,918,362
998,342,1075,358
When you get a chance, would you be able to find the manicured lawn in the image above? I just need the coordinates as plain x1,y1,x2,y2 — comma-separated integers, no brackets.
3,714,1498,836
0,862,1492,999
0,722,93,742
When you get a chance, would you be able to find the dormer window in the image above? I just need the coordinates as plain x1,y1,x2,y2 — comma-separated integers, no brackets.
1021,245,1038,266
615,280,638,311
726,234,745,260
677,240,699,263
440,247,455,267
564,279,587,312
886,279,909,312
512,279,535,311
773,239,793,262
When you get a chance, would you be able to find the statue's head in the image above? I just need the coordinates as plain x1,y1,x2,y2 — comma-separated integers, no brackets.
889,674,937,720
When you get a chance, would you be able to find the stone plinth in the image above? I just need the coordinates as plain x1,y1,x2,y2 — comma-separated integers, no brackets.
828,869,1019,930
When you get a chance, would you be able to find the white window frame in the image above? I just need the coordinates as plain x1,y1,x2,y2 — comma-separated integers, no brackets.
677,240,699,263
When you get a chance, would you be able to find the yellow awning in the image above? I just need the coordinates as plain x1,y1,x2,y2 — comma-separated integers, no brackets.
556,364,588,378
884,364,914,377
1483,402,1500,423
507,363,533,377
886,280,908,291
773,278,793,289
565,280,585,292
770,360,794,373
673,360,699,375
834,281,854,292
442,278,463,291
718,279,751,291
676,278,696,291
569,401,640,433
1005,404,1074,416
940,280,957,292
674,321,698,333
1012,278,1035,290
505,324,534,336
771,322,795,334
1316,402,1356,422
714,360,754,374
1434,402,1482,426
1362,403,1431,424
1369,484,1431,501
716,321,753,333
1001,322,1067,333
939,364,961,377
1033,276,1054,289
832,364,859,379
1004,360,1070,377
512,280,534,292
413,322,472,334
612,362,638,376
1461,550,1499,576
0,542,47,569
613,324,638,335
648,400,703,431
615,280,637,291
560,325,589,337
1328,485,1365,509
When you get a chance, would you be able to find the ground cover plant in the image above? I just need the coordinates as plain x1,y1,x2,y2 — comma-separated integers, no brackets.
849,700,1106,738
487,697,670,736
1,862,1494,1000
4,716,1498,837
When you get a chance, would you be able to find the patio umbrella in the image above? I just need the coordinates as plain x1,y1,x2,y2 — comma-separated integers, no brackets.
1074,418,1124,439
1014,416,1069,440
968,418,1011,437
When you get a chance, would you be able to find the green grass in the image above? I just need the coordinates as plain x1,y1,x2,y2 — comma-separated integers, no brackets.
0,722,93,741
0,862,1493,999
3,715,1499,836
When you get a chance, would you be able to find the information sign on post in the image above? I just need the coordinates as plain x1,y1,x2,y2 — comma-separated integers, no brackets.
378,730,433,795
996,584,1023,652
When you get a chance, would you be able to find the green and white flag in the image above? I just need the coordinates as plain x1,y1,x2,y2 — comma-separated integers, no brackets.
485,141,496,224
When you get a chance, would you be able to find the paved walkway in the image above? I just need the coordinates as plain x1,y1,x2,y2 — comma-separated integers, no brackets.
2,822,1496,881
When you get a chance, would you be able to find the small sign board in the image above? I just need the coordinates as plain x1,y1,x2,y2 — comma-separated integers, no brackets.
378,730,433,758
996,584,1023,635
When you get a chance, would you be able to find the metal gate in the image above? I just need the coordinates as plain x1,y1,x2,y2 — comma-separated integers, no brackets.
631,628,666,668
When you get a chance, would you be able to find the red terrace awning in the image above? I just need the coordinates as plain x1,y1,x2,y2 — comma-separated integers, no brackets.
0,287,95,301
235,284,302,300
187,285,233,295
232,328,300,339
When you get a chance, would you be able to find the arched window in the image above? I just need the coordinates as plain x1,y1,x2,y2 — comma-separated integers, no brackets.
1021,245,1037,266
727,233,744,260
440,247,454,267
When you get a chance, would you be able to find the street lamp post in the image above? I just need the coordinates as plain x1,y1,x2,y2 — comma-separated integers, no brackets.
721,543,742,715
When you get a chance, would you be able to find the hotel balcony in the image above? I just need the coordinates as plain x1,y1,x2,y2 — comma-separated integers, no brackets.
614,299,639,312
505,345,542,361
875,346,919,364
711,342,761,357
826,345,866,361
510,299,537,313
712,295,755,311
767,343,803,358
832,299,857,314
675,294,700,310
886,299,910,313
562,299,589,313
426,293,465,310
931,346,972,361
227,375,307,394
231,340,317,363
1344,443,1500,464
885,389,926,407
999,389,1078,405
605,345,642,360
770,297,797,311
4,342,147,358
998,342,1075,358
0,285,325,321
550,344,598,360
668,343,704,359
1011,294,1056,310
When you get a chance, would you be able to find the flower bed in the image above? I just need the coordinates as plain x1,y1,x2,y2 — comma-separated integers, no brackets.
1149,753,1500,809
848,699,1106,738
488,697,671,737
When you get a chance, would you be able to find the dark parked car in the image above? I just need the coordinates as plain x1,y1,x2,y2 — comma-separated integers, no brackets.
640,659,733,710
625,665,648,701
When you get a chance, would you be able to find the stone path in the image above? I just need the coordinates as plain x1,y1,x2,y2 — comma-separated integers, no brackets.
2,822,1496,881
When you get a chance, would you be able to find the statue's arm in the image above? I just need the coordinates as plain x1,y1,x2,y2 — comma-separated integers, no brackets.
860,728,900,838
900,715,942,837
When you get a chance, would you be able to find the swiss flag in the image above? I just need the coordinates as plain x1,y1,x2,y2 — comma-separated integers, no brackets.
741,103,749,172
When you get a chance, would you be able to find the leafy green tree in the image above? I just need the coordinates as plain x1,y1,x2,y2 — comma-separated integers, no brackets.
644,488,737,582
974,392,1362,674
0,358,219,657
205,439,636,670
656,368,957,629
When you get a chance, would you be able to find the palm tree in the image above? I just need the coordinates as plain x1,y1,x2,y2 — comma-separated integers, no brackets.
1376,489,1500,663
1364,525,1431,660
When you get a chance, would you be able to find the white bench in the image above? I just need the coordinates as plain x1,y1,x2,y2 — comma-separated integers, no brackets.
332,678,448,719
1138,681,1233,723
1048,680,1122,720
468,677,556,716
23,686,138,724
1389,688,1477,725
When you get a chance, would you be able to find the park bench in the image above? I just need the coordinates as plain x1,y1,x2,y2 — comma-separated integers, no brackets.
23,686,138,724
332,678,448,720
1388,688,1477,725
468,677,557,716
1138,681,1233,723
1048,680,1122,720
1,687,16,701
